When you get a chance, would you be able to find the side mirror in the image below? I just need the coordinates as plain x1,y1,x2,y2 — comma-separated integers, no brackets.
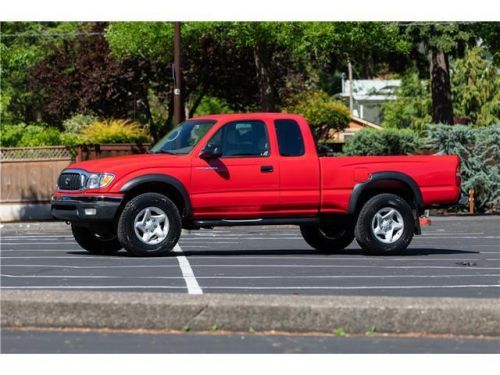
200,144,222,159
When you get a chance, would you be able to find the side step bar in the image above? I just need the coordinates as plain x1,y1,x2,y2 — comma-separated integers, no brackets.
192,217,320,228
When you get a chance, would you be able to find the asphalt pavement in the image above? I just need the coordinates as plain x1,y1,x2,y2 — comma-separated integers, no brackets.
1,216,499,353
2,328,499,354
1,216,499,298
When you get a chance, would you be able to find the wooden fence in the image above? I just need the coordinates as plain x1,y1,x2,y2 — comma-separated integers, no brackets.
0,146,72,204
0,144,150,212
75,143,150,162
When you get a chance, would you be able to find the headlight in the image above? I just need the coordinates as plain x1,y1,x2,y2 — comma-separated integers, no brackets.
86,173,114,189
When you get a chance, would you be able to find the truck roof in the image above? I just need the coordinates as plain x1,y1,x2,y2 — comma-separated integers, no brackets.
192,113,305,122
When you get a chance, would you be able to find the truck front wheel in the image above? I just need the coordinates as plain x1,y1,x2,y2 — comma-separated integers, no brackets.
117,192,181,256
354,193,414,254
71,225,122,255
300,218,354,252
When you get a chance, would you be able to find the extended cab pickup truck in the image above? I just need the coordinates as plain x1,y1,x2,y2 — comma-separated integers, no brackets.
51,113,463,256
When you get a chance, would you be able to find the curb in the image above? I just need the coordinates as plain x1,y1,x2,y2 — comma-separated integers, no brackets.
1,290,499,336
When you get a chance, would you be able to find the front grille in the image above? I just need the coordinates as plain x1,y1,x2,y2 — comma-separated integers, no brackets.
58,173,83,190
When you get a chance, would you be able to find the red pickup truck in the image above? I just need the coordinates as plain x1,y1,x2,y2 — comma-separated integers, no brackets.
52,113,463,256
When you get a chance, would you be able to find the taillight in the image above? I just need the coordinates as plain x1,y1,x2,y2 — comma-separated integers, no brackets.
455,163,462,187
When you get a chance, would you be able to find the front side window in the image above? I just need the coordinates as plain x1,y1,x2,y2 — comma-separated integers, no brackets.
205,121,270,157
274,119,305,156
150,120,216,154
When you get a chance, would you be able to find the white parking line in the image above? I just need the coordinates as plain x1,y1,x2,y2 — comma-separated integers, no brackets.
180,241,240,244
200,285,500,290
2,273,498,279
0,242,76,246
0,286,186,290
0,241,237,245
421,233,484,236
172,244,203,295
2,264,499,270
1,284,499,290
414,236,500,239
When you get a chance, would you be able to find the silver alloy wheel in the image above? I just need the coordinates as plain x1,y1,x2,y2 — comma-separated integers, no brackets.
133,207,170,245
371,207,404,244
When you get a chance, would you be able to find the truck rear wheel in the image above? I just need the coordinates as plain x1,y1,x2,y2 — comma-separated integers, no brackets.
300,218,354,252
117,192,181,256
71,225,122,255
354,193,414,255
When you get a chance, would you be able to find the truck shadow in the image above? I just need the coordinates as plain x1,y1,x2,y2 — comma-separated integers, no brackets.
66,247,479,257
180,248,480,257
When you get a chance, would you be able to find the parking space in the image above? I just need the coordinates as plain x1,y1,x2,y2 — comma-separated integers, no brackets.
1,216,499,298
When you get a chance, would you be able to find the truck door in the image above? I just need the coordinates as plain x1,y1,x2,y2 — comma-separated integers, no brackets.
190,120,280,218
273,118,321,215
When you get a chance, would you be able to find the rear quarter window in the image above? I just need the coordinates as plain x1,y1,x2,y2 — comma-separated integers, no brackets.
274,119,305,157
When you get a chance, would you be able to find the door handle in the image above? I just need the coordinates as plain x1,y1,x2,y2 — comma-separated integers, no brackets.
260,165,274,173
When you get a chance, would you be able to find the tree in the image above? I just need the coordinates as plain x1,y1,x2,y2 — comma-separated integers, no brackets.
381,70,431,132
382,46,499,130
451,47,499,126
221,22,312,111
285,90,350,142
402,23,478,125
105,22,262,138
106,22,308,118
28,23,149,127
300,22,411,80
0,22,79,124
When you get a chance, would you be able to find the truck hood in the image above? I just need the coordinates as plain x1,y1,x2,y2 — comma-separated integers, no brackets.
64,153,190,175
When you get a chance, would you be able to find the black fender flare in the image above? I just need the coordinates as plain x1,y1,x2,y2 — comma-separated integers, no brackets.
119,174,192,217
347,171,423,215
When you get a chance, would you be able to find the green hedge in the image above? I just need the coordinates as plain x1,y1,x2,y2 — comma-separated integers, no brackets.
0,124,79,147
1,119,150,147
343,128,421,156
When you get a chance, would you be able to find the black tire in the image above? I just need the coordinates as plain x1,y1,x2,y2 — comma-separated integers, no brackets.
117,192,181,256
300,218,354,252
354,193,414,255
71,225,122,255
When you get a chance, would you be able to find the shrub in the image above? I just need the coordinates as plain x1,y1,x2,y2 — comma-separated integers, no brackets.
0,123,69,147
0,124,25,147
19,126,65,147
80,119,150,144
426,124,500,212
63,114,100,134
343,128,421,156
285,90,350,141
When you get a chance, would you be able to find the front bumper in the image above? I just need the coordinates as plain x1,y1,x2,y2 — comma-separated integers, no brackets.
51,195,123,222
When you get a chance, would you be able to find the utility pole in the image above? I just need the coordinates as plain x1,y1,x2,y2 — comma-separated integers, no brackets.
173,22,185,126
347,58,353,114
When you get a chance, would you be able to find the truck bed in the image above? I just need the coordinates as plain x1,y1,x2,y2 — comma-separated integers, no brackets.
319,155,461,213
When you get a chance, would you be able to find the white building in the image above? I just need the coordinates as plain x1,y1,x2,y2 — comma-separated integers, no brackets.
335,79,401,125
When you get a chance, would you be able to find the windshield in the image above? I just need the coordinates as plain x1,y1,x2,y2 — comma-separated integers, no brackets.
150,120,216,155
